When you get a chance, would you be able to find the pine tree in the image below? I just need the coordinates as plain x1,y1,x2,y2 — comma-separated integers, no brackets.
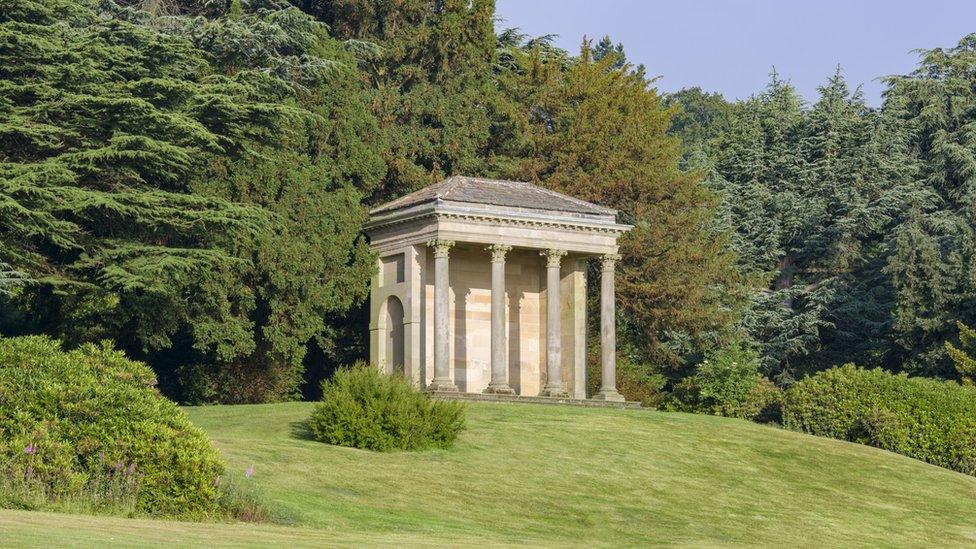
592,35,628,69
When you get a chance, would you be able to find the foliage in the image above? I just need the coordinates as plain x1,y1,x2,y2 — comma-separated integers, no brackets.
0,262,29,295
946,322,976,384
587,354,667,408
783,364,976,476
501,42,744,373
882,35,976,377
695,343,762,413
308,364,465,451
670,342,781,421
303,0,501,202
702,69,920,381
0,336,224,518
663,87,732,160
8,0,976,400
1,0,382,403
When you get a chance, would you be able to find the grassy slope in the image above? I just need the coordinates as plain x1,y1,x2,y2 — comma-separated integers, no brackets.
4,402,976,547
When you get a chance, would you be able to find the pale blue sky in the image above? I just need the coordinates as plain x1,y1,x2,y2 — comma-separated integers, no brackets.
494,0,976,106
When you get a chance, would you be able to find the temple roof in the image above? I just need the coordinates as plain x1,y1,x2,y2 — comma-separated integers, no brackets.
369,176,616,217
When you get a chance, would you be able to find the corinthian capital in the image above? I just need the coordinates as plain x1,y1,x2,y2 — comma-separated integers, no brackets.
600,253,622,272
486,243,512,263
541,249,567,268
427,239,455,259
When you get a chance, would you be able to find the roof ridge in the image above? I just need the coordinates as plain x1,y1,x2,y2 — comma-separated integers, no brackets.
437,175,466,200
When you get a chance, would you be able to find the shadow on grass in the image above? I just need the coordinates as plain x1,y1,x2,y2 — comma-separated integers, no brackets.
289,419,316,441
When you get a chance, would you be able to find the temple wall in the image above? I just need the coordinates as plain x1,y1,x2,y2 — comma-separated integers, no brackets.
422,246,545,394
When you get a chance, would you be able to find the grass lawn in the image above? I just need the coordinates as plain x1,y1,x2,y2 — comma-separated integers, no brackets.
4,402,976,546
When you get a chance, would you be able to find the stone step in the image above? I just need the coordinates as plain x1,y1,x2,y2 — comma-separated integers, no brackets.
429,391,642,409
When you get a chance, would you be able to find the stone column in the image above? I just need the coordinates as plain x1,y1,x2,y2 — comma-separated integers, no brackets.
540,249,569,397
594,253,624,402
427,239,458,392
485,244,515,394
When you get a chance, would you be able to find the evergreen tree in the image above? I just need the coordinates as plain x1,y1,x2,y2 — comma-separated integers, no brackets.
505,43,744,373
592,35,627,69
946,322,976,383
292,0,504,202
1,0,382,402
709,70,917,379
664,87,732,163
882,34,976,376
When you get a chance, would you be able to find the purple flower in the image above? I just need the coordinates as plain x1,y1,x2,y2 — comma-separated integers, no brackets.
127,463,136,475
25,465,33,479
23,444,37,455
244,466,254,479
98,451,105,462
114,461,124,473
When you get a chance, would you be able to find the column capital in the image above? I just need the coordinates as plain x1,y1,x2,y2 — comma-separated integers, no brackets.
541,249,567,268
427,239,455,259
486,243,512,263
600,253,622,272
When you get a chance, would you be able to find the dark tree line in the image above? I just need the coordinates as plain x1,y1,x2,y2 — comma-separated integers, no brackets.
668,39,976,382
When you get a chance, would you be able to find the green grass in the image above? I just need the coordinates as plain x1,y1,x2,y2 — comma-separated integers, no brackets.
4,402,976,546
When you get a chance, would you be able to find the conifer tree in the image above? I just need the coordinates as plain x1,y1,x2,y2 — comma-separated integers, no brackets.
1,0,382,402
946,322,976,384
881,34,976,376
506,43,744,372
707,70,917,379
293,0,503,202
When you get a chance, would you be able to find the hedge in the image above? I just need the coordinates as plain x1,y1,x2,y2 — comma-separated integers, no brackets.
783,364,976,475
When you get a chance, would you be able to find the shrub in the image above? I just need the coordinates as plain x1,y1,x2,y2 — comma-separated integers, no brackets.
671,342,781,421
783,364,976,475
588,355,667,408
308,363,465,451
733,377,783,424
0,336,224,518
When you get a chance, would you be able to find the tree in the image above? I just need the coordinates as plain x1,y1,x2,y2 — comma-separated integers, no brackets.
663,87,732,158
504,43,743,374
1,0,382,402
708,69,919,380
946,322,976,384
592,35,628,69
292,0,505,203
881,34,976,377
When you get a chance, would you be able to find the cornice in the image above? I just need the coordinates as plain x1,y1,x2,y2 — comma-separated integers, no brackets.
364,201,633,236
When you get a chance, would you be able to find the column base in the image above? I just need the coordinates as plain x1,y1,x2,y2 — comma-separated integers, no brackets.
538,386,570,398
427,378,459,392
483,384,515,395
591,388,625,402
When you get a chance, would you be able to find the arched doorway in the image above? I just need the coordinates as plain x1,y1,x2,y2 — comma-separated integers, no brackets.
385,296,405,376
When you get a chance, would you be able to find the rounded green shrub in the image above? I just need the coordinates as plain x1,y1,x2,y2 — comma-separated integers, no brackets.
0,336,224,518
308,363,465,451
783,364,976,475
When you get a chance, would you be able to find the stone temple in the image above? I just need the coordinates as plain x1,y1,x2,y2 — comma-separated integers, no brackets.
364,176,632,401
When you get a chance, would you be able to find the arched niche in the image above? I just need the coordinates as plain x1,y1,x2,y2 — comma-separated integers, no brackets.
385,295,405,376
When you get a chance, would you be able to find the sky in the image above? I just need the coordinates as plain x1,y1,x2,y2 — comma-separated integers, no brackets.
494,0,976,106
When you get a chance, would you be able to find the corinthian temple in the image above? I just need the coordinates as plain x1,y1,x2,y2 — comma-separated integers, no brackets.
364,176,632,402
